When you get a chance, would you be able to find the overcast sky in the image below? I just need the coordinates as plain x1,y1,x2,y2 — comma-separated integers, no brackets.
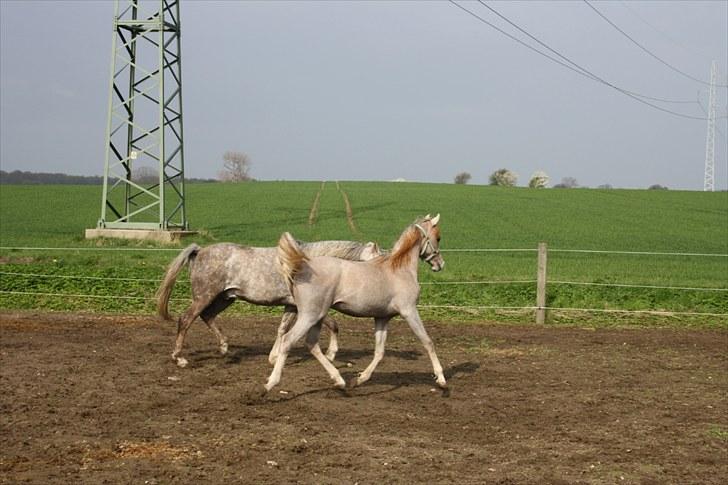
1,0,726,190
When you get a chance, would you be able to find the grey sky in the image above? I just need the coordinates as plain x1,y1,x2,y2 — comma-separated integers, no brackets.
1,0,726,190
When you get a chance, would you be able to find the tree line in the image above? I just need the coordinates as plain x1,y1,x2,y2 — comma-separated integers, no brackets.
0,170,219,185
453,169,669,190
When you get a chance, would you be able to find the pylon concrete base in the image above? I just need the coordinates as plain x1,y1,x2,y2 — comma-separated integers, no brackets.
85,228,196,244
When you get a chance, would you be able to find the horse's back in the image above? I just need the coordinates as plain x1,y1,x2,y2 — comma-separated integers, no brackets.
299,257,398,318
188,244,287,303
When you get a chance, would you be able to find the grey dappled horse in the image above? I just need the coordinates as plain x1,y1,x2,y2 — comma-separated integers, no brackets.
157,240,381,367
268,215,446,392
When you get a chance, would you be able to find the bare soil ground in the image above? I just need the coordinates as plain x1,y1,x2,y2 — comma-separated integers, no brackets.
1,311,726,484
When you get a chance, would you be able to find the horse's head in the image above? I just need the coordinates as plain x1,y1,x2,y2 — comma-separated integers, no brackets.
415,214,444,272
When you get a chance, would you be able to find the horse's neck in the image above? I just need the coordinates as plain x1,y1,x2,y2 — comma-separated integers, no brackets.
401,245,421,279
390,229,422,279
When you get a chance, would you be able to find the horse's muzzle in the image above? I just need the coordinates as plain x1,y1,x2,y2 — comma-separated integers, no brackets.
429,258,445,272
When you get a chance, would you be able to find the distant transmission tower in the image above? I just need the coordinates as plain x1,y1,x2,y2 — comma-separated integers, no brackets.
90,0,189,239
703,60,717,192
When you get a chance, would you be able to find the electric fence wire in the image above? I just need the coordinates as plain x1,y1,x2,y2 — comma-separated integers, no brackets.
3,270,726,292
449,1,711,121
583,0,728,88
2,291,725,317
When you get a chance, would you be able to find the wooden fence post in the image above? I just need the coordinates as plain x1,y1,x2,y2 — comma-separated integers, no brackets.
536,242,548,324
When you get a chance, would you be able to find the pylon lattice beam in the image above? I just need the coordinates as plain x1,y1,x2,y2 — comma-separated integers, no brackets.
98,0,188,230
703,61,717,192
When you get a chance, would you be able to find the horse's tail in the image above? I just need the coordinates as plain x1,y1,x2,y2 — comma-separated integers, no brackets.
277,232,310,292
156,243,201,321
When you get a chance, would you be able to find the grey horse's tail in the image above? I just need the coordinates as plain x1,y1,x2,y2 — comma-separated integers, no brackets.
156,244,201,321
277,232,309,292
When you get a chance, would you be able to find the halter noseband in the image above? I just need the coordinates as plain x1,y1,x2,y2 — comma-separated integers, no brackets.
414,223,439,262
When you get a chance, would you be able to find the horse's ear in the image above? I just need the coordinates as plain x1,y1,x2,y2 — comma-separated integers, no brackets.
425,213,431,220
431,213,440,226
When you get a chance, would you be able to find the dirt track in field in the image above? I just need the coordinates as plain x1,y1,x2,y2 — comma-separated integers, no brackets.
1,312,726,484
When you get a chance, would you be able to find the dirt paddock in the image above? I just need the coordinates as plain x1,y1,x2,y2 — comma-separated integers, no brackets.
1,311,726,484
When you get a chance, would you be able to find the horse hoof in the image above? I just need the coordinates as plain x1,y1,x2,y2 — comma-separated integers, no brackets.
260,383,275,397
219,342,229,356
335,384,352,397
175,357,188,368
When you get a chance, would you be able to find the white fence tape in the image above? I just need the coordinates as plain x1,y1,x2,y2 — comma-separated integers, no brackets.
0,246,180,252
3,246,727,257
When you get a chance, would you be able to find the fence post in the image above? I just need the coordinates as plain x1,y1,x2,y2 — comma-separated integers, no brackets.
536,242,548,324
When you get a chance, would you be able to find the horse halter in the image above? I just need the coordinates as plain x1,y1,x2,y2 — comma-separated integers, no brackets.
414,223,440,262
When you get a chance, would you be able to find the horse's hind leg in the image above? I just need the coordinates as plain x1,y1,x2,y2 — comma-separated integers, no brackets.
350,317,389,388
264,311,323,392
305,321,346,389
270,311,339,365
171,299,209,368
269,308,297,365
201,295,235,356
321,315,339,362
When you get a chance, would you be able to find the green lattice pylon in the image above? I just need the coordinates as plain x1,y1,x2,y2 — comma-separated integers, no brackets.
98,0,188,230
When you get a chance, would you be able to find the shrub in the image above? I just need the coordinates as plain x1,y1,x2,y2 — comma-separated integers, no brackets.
528,171,549,188
489,168,517,187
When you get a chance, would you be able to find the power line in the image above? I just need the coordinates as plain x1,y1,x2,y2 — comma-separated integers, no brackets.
477,0,695,105
583,0,728,88
618,0,706,59
449,1,710,121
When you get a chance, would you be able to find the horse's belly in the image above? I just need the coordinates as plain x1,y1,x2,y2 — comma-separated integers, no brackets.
234,292,292,307
225,275,293,306
332,301,396,319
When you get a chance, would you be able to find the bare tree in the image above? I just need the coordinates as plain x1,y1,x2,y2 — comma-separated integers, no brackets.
219,151,252,182
648,184,668,190
489,168,517,187
454,172,472,185
132,166,158,184
554,176,578,189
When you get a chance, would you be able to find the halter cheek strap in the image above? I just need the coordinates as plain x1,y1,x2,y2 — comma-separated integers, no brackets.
414,224,440,262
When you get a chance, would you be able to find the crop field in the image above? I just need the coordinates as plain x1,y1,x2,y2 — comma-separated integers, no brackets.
1,181,726,324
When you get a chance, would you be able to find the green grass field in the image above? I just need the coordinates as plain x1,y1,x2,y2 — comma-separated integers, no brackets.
1,181,726,326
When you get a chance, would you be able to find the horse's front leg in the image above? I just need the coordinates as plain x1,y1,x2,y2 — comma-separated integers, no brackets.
400,308,447,388
348,317,389,388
